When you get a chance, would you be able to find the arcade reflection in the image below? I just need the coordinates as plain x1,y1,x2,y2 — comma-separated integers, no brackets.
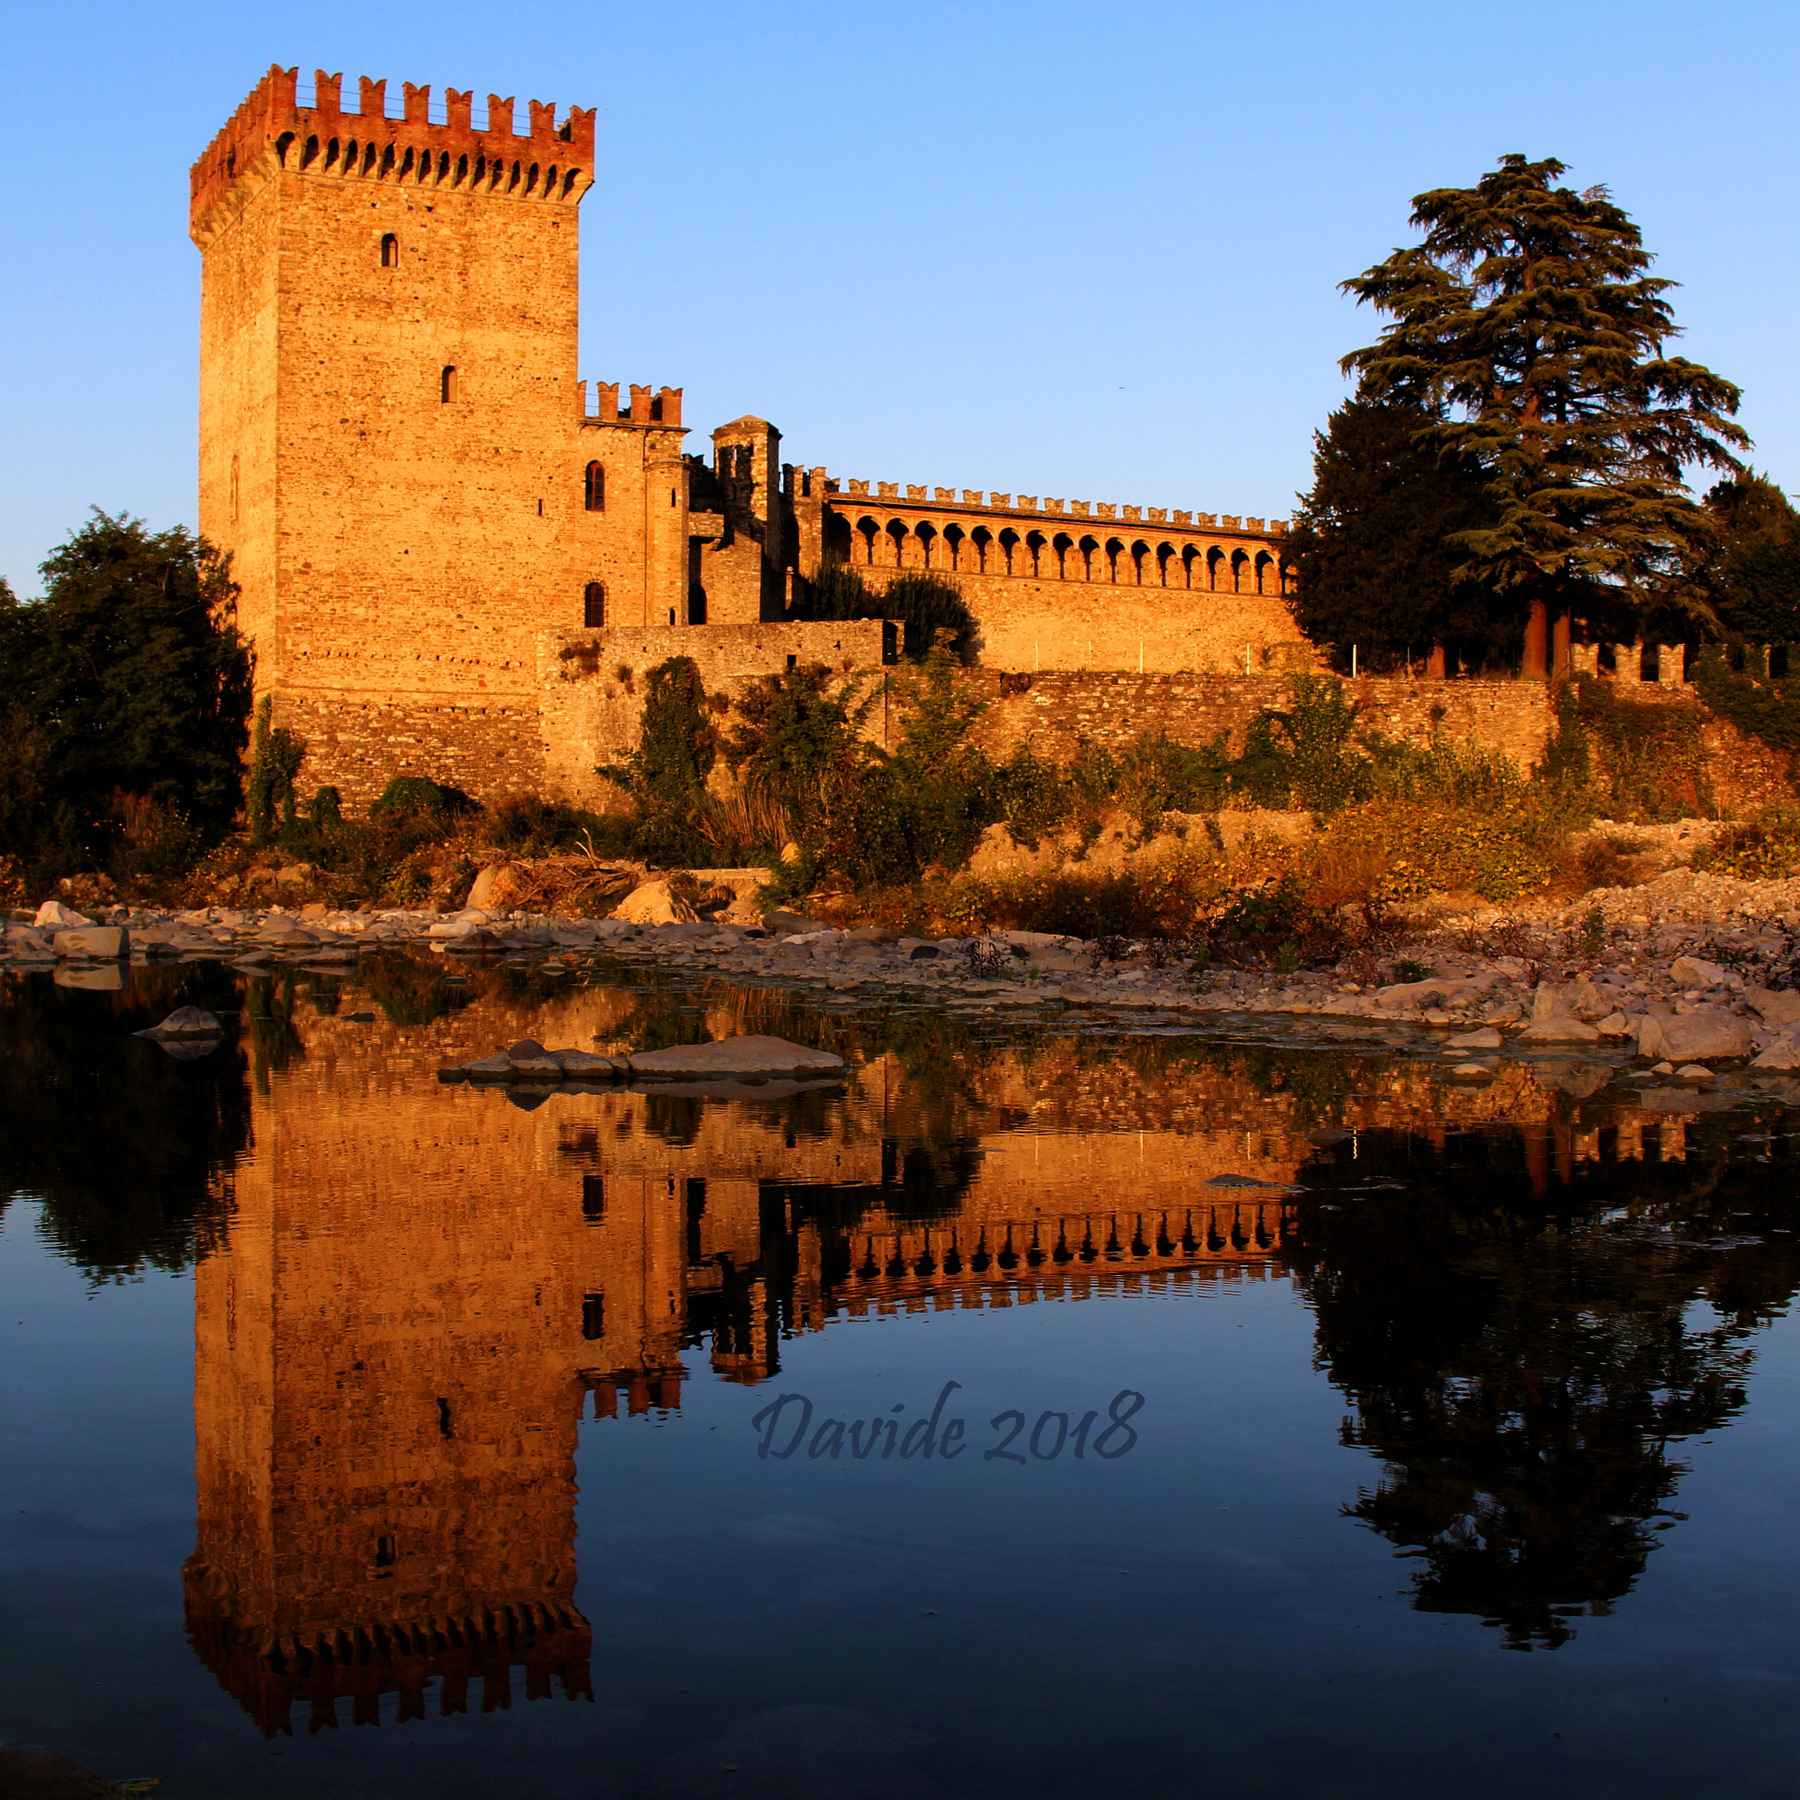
33,961,1787,1737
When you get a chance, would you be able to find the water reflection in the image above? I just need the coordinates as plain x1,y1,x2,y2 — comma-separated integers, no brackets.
4,955,1797,1754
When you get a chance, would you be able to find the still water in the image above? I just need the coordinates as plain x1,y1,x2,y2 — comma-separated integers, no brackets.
3,956,1799,1797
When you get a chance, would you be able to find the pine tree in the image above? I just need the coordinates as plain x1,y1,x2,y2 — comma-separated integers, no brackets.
1342,155,1748,667
1283,392,1507,672
1702,473,1800,646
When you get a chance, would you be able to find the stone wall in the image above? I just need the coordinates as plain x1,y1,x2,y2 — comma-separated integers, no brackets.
536,620,886,808
277,690,544,809
963,670,1558,769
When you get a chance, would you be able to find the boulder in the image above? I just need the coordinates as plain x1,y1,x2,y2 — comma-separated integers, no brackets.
553,1048,623,1079
1518,1013,1602,1044
51,926,128,961
622,1035,847,1082
503,1038,565,1079
1751,1034,1800,1072
34,900,93,928
1376,975,1486,1011
1635,1008,1755,1063
1749,986,1800,1030
1670,954,1734,989
612,879,699,926
137,1006,224,1040
1444,1027,1503,1051
467,862,534,913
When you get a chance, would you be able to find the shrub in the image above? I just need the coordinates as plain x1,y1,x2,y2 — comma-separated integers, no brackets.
369,775,479,827
107,792,202,885
1695,805,1800,880
600,656,719,864
794,562,980,664
1320,799,1558,903
245,696,307,844
488,793,609,855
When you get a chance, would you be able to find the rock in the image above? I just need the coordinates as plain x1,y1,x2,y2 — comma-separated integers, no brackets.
1448,1062,1495,1080
1635,1008,1754,1063
34,900,93,928
612,879,699,926
467,862,534,912
1749,986,1800,1029
275,862,317,888
1676,1063,1715,1082
51,926,128,961
622,1035,847,1082
504,1038,565,1079
1596,1012,1635,1039
1518,1013,1601,1043
1376,974,1490,1010
1445,1027,1503,1050
1751,1034,1800,1071
552,1048,622,1078
459,1054,517,1081
137,1006,224,1040
1670,954,1733,988
53,965,123,992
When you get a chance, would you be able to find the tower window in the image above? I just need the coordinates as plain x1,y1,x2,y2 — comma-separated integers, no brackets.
582,1292,605,1341
374,1534,398,1569
379,233,398,268
440,365,457,404
584,461,605,511
584,582,606,629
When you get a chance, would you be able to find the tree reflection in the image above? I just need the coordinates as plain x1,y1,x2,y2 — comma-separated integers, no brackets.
0,967,250,1278
1290,1117,1799,1649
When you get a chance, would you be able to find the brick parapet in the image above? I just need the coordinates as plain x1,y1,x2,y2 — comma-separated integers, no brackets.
191,64,596,244
823,474,1287,540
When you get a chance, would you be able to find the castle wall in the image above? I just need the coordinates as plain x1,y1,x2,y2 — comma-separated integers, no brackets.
820,487,1313,673
965,671,1557,769
536,620,885,807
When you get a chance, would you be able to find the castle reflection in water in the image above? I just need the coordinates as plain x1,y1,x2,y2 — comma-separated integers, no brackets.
171,968,1795,1733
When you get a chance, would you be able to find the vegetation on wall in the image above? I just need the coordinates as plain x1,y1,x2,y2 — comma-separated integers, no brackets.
1691,648,1800,754
791,562,980,664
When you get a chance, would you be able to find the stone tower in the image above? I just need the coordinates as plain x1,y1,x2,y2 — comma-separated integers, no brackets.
190,66,599,798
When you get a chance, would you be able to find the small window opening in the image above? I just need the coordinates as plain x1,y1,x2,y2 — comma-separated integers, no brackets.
439,365,457,404
581,1175,605,1224
1774,644,1792,679
785,653,798,671
582,1292,606,1341
584,461,605,511
537,498,543,516
379,233,399,268
374,1534,398,1568
436,1397,454,1439
584,582,606,629
670,488,678,507
669,608,677,626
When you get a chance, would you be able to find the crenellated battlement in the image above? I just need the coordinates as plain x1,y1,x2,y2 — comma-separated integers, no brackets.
578,381,684,429
822,475,1285,538
190,64,596,243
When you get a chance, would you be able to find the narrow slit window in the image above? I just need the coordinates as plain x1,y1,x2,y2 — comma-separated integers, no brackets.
379,233,399,268
440,364,457,404
585,461,605,511
374,1534,398,1568
584,582,606,628
582,1292,605,1341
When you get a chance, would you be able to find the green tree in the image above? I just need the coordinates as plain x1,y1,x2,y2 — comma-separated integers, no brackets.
1702,472,1800,645
793,561,981,664
1284,392,1510,671
1342,155,1748,655
0,511,253,875
721,662,876,835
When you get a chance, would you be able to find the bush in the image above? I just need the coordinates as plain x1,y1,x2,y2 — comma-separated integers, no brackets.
793,562,980,664
488,793,610,855
1320,799,1559,903
1695,805,1800,880
600,656,720,864
1692,647,1800,754
369,775,479,827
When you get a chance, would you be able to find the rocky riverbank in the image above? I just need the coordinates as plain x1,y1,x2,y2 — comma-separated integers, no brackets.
7,867,1800,1095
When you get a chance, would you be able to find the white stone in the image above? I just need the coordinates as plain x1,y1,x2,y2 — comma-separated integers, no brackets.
1635,1008,1754,1063
34,901,93,928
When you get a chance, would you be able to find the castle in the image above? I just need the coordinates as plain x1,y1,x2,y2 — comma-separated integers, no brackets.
190,65,1316,807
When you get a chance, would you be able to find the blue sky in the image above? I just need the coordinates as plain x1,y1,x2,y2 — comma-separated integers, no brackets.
2,0,1794,597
